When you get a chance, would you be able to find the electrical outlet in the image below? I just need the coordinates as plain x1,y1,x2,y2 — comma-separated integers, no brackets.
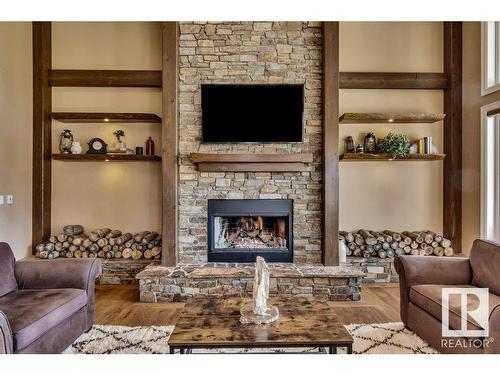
6,195,13,204
0,195,4,205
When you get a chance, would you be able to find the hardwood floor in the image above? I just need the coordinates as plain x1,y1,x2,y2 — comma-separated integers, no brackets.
95,283,401,327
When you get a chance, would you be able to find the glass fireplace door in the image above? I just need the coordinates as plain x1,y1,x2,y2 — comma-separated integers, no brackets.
207,199,293,263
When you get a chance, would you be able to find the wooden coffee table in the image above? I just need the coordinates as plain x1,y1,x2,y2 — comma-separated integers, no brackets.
168,296,353,354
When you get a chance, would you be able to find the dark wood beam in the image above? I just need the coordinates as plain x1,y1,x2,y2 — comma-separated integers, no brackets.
339,72,448,90
443,22,463,254
323,22,340,266
161,22,179,266
32,22,52,252
49,70,448,90
48,69,162,87
49,70,448,89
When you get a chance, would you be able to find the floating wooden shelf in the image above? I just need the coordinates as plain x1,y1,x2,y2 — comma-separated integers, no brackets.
52,154,161,162
340,153,446,161
339,113,446,124
190,153,313,172
51,112,161,123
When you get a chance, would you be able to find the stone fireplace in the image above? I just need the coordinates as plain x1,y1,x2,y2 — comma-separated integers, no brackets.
207,199,293,263
136,22,364,302
178,21,323,264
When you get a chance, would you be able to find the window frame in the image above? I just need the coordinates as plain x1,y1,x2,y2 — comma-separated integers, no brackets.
480,100,500,241
481,22,500,96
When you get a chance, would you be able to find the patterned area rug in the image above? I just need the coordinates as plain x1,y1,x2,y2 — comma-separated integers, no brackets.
63,322,438,354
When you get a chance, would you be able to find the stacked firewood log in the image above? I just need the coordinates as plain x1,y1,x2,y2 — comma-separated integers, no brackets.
35,225,162,260
340,230,454,258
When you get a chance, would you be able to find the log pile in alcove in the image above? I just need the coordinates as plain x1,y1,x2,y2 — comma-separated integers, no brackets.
340,230,454,258
35,225,161,260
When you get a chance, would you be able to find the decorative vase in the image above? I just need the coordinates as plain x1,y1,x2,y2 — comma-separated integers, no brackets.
114,140,127,152
146,137,155,156
70,141,82,154
59,129,73,154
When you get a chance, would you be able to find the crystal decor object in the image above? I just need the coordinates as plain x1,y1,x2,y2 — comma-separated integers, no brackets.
240,256,279,324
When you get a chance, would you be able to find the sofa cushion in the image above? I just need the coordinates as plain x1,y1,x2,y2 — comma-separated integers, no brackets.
470,239,500,296
0,243,17,297
410,284,500,332
0,289,87,351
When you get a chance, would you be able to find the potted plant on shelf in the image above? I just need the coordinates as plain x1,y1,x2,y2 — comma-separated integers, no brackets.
112,130,126,152
377,132,410,158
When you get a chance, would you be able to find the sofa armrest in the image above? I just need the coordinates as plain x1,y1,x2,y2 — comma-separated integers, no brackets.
15,258,102,330
0,310,13,354
485,301,500,354
394,255,472,325
15,258,101,292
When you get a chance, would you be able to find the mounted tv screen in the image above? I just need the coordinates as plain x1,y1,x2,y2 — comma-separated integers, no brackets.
201,84,304,143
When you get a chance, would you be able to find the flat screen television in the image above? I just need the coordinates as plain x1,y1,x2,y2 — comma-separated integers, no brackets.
201,84,304,143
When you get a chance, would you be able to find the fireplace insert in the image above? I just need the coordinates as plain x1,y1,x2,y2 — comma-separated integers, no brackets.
207,199,293,263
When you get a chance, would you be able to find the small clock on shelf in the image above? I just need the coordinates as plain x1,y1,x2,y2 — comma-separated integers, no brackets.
87,138,107,154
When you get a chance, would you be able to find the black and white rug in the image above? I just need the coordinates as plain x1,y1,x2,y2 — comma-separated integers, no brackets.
63,322,438,354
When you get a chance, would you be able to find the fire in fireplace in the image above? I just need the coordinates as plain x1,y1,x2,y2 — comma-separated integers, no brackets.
214,216,287,249
208,199,293,263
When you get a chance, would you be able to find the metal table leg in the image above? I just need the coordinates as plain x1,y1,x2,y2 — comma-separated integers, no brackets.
329,344,353,354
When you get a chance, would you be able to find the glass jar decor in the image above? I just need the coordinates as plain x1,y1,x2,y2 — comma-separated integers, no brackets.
364,132,377,153
345,136,355,153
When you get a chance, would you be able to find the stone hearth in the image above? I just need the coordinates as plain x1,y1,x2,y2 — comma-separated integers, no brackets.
136,263,363,303
344,257,398,284
97,259,153,285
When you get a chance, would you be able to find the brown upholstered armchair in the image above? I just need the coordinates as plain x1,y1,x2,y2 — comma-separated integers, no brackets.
0,242,101,354
395,239,500,354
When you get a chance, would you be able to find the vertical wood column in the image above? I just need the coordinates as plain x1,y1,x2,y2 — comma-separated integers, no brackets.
161,22,179,266
322,22,340,266
32,22,52,252
443,22,463,254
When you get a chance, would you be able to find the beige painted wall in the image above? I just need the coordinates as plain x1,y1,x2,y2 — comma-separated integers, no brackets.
462,22,500,255
339,22,444,234
51,22,163,235
0,21,488,258
0,23,32,259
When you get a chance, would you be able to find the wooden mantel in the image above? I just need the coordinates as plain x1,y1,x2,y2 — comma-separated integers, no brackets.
190,153,313,172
